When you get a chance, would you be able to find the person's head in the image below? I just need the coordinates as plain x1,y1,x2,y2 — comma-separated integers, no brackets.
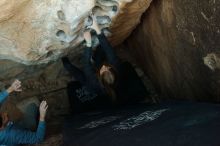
0,112,9,130
99,64,117,86
99,64,118,101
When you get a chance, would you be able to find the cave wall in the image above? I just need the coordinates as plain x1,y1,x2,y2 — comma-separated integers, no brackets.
125,0,220,102
0,0,153,121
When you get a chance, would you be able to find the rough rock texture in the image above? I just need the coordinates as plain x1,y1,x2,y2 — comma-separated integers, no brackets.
0,0,153,145
125,0,220,102
0,0,151,65
203,52,220,71
0,0,153,115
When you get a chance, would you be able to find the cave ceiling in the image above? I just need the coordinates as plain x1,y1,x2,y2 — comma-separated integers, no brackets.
0,0,152,65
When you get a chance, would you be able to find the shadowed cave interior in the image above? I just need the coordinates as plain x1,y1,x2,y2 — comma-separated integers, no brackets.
0,0,220,146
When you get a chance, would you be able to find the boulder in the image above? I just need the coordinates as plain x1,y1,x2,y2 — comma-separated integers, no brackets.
0,0,152,65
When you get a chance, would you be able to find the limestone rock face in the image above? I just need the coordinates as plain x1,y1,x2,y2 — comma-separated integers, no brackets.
0,0,151,65
125,0,220,102
0,1,153,143
0,0,94,65
0,0,153,130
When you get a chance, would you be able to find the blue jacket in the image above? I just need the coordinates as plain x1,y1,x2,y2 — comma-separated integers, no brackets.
0,91,8,104
0,90,45,145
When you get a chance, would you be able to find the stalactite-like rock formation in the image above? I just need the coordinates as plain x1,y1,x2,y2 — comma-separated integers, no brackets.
0,0,152,65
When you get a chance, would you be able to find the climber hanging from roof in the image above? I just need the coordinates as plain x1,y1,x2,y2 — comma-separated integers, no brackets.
62,15,119,112
62,14,148,113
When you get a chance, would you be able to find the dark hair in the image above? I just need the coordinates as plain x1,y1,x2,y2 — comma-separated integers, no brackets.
100,63,118,84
